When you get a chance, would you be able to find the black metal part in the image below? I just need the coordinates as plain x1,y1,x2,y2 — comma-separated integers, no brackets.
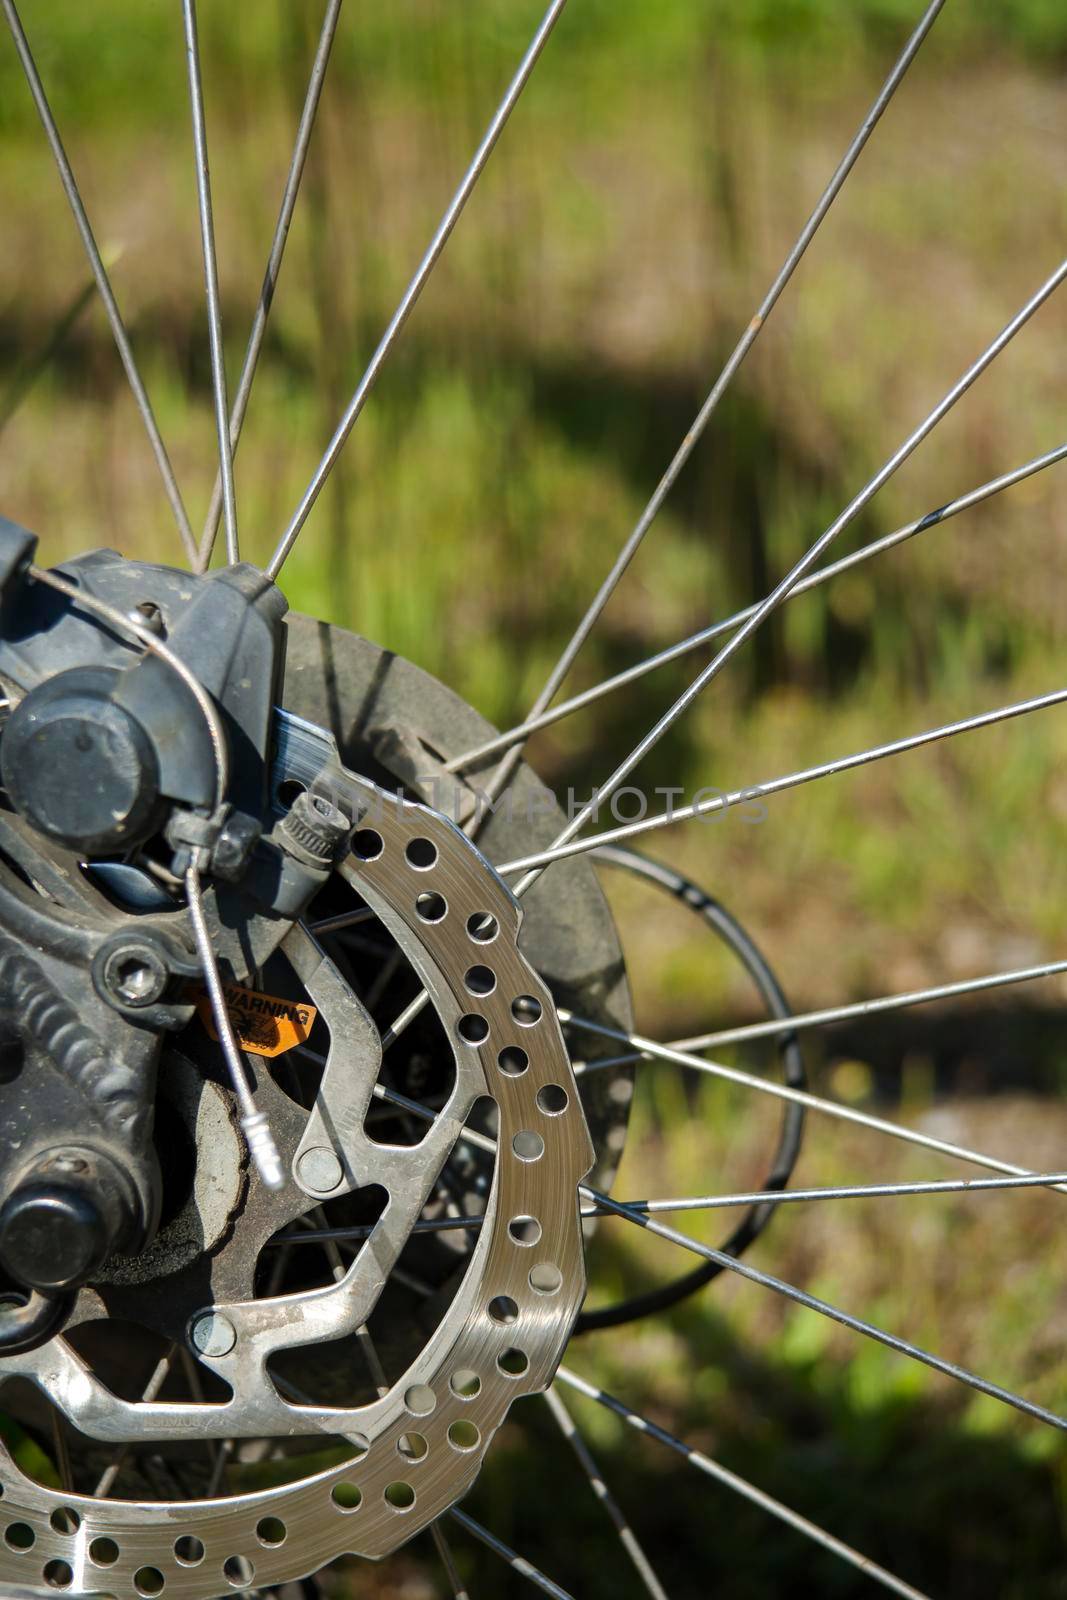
575,846,806,1334
1,665,164,854
94,931,177,1013
0,1289,75,1356
0,1147,136,1290
0,524,288,830
0,529,297,1301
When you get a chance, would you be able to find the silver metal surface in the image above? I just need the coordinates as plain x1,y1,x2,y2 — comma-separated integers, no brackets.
556,1368,931,1600
197,0,344,571
182,0,239,565
467,0,945,791
268,0,571,578
508,253,1067,898
448,437,1067,771
0,716,594,1590
499,681,1067,875
581,1187,1067,1432
563,1010,1067,1192
543,1385,668,1600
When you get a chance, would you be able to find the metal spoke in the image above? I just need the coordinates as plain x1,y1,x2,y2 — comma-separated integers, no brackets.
272,1167,1067,1248
448,438,1067,771
271,1212,483,1246
508,254,1067,898
562,1011,1067,1192
267,0,570,579
291,1042,498,1154
182,0,239,565
308,905,377,936
430,1521,472,1600
450,1509,576,1600
556,1368,931,1600
197,0,343,570
580,1185,1067,1431
591,1171,1067,1215
573,956,1067,1059
93,1347,177,1497
448,0,944,782
1,0,196,563
498,681,1067,876
543,1385,670,1600
50,1411,73,1494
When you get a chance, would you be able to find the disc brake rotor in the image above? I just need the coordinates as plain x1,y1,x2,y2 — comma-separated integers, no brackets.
0,617,631,1598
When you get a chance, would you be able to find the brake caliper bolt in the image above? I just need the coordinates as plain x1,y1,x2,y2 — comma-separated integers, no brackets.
190,1312,237,1359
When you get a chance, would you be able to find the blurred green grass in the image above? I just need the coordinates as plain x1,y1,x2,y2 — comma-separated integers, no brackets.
2,2,1067,1594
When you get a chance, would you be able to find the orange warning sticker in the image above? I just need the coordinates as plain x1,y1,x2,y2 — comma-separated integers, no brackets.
194,983,318,1058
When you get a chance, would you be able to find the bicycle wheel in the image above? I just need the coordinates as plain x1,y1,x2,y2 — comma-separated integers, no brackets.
0,3,1064,1597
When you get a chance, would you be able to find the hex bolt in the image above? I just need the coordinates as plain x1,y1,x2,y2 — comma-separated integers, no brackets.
101,943,169,1008
190,1312,237,1359
296,1146,344,1194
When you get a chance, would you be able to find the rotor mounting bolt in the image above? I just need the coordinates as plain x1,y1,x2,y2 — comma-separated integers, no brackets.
190,1312,237,1359
296,1145,344,1194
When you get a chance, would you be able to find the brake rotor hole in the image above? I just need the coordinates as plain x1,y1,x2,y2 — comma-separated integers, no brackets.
416,891,447,922
509,1215,542,1246
256,1518,286,1548
352,828,384,861
450,1368,481,1399
457,1013,489,1045
448,1420,481,1452
513,1130,545,1161
385,1482,416,1511
174,1537,204,1567
497,1046,529,1077
405,837,437,869
498,1347,529,1376
49,1508,80,1536
332,1483,363,1512
511,995,543,1025
466,911,498,943
488,1295,519,1324
536,1084,569,1115
134,1568,165,1596
530,1262,564,1295
223,1556,253,1588
5,1522,35,1551
404,1383,437,1416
